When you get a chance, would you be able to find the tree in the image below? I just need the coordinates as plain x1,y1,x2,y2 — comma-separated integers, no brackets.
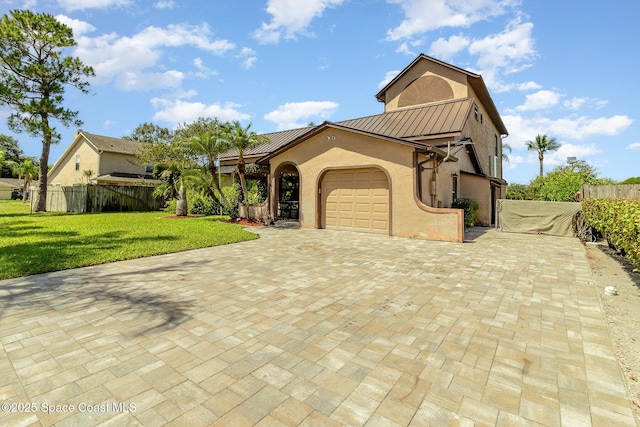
225,121,267,218
10,158,38,200
0,10,95,211
526,134,560,177
123,122,174,145
178,117,229,207
529,161,615,202
621,176,640,185
502,142,512,163
82,169,94,184
133,125,195,217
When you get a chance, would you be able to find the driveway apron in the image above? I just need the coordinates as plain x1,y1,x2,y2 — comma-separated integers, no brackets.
0,227,636,426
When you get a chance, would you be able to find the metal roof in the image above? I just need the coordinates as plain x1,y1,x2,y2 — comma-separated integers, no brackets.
219,99,472,161
337,99,472,140
219,127,314,159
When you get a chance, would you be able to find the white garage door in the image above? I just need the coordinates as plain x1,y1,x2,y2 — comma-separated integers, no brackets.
321,168,389,234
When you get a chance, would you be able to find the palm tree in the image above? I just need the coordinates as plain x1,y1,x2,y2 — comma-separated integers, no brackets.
181,118,230,206
526,134,560,177
502,142,512,163
83,169,94,184
11,159,38,201
225,121,267,218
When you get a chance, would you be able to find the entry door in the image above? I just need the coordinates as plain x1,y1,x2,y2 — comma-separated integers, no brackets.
321,168,389,234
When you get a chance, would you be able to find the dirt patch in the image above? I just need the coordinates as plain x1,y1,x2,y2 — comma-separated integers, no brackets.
586,241,640,421
223,218,266,227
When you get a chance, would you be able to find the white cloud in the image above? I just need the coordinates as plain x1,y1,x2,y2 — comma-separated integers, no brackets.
253,0,344,44
503,113,633,150
545,143,601,167
55,15,96,36
116,70,184,91
517,81,541,91
74,23,234,91
155,0,175,8
627,142,640,150
386,0,517,41
429,34,470,60
264,101,339,130
378,70,401,89
151,98,250,127
469,18,536,74
238,47,257,69
516,90,561,112
192,58,218,79
57,0,131,11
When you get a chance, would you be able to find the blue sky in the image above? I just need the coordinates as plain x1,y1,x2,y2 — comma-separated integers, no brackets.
1,0,638,184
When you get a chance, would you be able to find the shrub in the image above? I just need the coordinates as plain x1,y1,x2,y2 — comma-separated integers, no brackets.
582,198,640,269
452,198,478,228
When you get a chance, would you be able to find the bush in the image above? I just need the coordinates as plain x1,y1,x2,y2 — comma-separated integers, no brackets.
452,198,478,228
582,198,640,269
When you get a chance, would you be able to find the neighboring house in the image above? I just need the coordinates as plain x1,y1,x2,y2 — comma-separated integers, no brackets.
48,131,159,187
221,54,508,242
0,178,24,200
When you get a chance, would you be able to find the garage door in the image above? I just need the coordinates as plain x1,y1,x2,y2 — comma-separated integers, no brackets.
321,168,389,234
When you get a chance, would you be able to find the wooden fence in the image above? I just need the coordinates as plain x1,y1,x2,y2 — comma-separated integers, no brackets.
581,184,640,199
31,185,164,213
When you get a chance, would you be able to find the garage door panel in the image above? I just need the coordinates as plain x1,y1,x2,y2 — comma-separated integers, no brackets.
322,168,389,235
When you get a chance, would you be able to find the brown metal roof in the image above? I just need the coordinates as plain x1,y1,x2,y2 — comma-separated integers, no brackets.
219,100,472,161
338,99,472,140
219,127,314,160
80,131,143,155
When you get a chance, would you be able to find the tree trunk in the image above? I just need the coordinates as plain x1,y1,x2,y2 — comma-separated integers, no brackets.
22,178,29,202
208,160,226,204
538,153,544,177
176,180,187,216
239,173,250,219
35,140,50,212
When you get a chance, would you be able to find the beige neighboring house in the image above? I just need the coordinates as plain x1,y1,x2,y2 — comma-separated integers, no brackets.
0,178,24,200
220,54,509,242
48,131,159,187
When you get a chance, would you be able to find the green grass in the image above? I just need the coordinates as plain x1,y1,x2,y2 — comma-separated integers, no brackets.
0,201,259,279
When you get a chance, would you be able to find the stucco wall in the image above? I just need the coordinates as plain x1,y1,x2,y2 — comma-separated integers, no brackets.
383,59,468,112
49,141,99,186
99,152,145,175
269,128,463,242
459,173,491,226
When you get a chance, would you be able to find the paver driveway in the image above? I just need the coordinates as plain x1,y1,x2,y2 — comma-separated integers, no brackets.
0,227,636,426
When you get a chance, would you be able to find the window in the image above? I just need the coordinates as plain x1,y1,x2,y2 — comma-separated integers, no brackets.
75,155,80,171
474,105,479,121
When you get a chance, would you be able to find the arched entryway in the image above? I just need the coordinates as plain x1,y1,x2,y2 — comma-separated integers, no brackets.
275,163,300,221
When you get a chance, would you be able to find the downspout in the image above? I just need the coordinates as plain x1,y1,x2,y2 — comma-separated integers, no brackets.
415,150,437,206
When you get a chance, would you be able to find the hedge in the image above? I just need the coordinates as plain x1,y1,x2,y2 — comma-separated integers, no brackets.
582,198,640,269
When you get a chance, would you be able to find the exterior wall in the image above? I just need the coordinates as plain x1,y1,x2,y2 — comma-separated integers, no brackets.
99,152,145,176
383,60,469,112
268,128,463,242
465,86,503,179
0,187,13,200
48,140,99,186
459,173,491,226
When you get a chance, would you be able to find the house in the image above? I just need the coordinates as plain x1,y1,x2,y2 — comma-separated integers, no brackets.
220,54,509,242
0,178,24,200
48,131,159,187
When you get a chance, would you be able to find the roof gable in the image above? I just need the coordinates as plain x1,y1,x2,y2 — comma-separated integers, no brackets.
80,131,143,155
375,54,507,135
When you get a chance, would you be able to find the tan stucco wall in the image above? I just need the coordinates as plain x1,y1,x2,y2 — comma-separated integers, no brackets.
48,141,99,186
383,59,468,112
99,152,145,176
269,128,463,242
464,86,503,178
459,173,491,226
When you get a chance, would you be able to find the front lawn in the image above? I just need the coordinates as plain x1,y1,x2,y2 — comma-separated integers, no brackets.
0,201,259,279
